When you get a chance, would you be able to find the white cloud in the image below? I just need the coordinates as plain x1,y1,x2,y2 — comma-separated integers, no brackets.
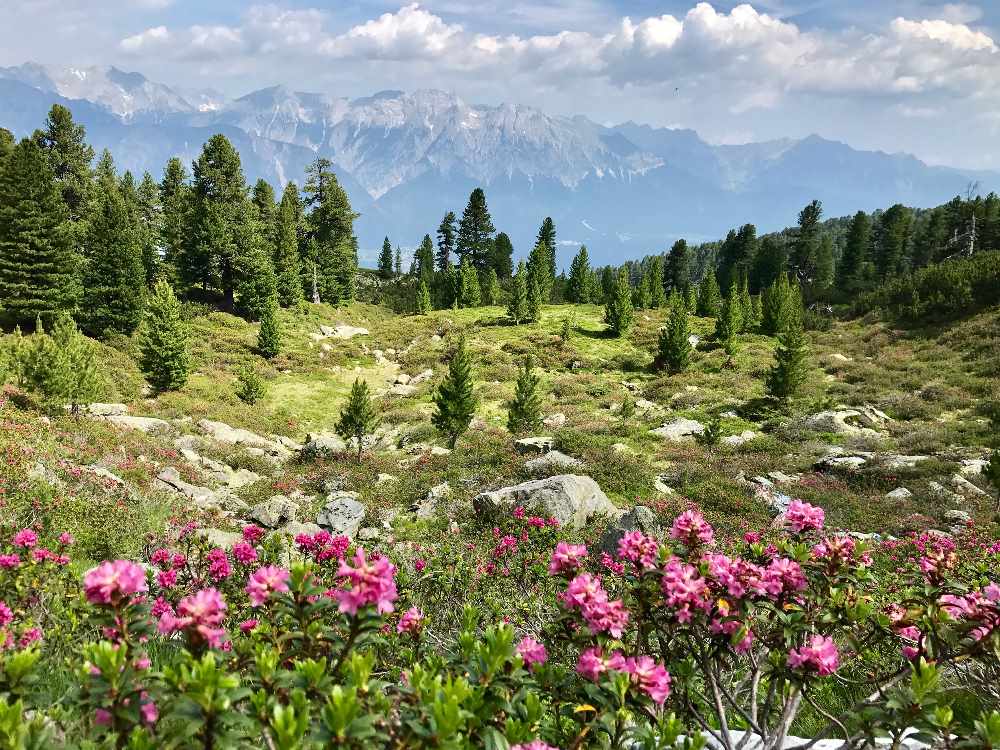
120,25,170,52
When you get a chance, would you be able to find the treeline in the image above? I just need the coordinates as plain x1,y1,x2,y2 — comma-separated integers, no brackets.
0,104,359,337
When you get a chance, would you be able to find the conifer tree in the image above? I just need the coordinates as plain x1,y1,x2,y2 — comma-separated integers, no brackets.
0,138,78,328
508,262,528,324
790,199,823,282
492,232,514,278
140,281,189,392
82,180,146,337
415,279,432,315
235,365,267,405
526,275,542,323
257,296,281,358
507,356,543,434
252,179,278,258
665,239,691,294
985,448,1000,513
159,157,190,282
33,105,94,227
415,234,435,284
715,282,742,358
483,268,502,306
536,217,557,285
303,157,358,301
134,172,162,286
750,236,787,292
526,241,554,303
749,294,763,331
765,301,809,401
432,337,477,448
838,210,872,293
26,313,100,413
378,237,394,279
600,266,614,301
274,182,304,307
568,245,592,303
233,201,277,320
633,271,652,310
685,284,698,313
458,256,482,307
738,277,754,332
761,274,793,336
604,268,634,337
436,211,456,270
648,256,667,308
457,188,495,270
655,298,692,374
336,378,380,462
697,271,722,317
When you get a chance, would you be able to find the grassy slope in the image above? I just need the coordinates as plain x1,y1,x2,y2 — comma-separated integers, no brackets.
2,300,998,568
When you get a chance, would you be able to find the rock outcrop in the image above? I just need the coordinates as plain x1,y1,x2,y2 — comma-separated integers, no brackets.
473,475,617,530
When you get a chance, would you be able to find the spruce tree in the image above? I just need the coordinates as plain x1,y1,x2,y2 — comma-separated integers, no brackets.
33,105,94,227
457,188,495,270
378,237,394,279
526,241,554,303
526,275,542,323
82,179,146,337
568,245,592,303
257,296,281,358
432,337,477,448
252,179,278,261
761,274,793,336
648,256,667,308
458,257,482,307
233,200,277,320
507,356,543,434
0,138,78,328
508,262,528,324
748,294,763,331
655,298,692,374
738,278,754,332
415,234,435,284
790,200,823,282
483,268,502,306
604,268,634,337
715,282,742,358
838,211,872,293
136,172,162,285
274,182,304,307
665,239,690,294
765,302,809,401
140,281,189,392
159,157,190,283
685,284,698,313
536,217,557,284
633,271,652,310
235,365,267,405
26,313,100,413
336,378,380,462
697,271,721,317
436,212,456,270
303,157,358,300
491,232,515,278
415,279,432,315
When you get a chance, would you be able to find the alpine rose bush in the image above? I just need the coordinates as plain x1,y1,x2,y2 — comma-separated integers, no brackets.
0,503,998,749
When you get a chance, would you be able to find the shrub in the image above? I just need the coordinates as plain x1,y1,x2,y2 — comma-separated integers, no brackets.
235,365,267,405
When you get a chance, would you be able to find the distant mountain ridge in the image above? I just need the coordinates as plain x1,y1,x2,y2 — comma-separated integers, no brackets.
1,62,996,266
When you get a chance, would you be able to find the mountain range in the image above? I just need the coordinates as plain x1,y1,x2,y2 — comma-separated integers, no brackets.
1,62,996,267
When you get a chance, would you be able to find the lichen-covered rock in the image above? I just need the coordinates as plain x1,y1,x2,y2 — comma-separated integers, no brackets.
650,418,705,442
525,450,582,473
514,437,554,455
473,475,617,530
250,495,299,529
597,505,658,557
316,492,365,537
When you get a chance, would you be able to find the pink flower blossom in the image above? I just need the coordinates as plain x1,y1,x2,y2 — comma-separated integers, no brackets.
242,525,266,544
58,532,74,546
84,560,148,605
577,646,627,681
150,548,171,568
141,702,158,725
517,637,547,669
397,607,424,635
788,635,840,676
19,627,42,647
548,542,588,575
239,619,259,633
0,554,20,569
151,597,173,619
11,529,37,548
414,559,426,572
0,601,11,628
95,708,112,726
156,569,177,589
618,531,660,569
246,566,291,607
206,548,231,581
561,574,629,637
511,742,559,750
333,549,397,616
744,531,762,544
624,655,671,704
661,559,712,622
158,588,227,648
670,509,714,547
231,542,258,565
784,500,825,534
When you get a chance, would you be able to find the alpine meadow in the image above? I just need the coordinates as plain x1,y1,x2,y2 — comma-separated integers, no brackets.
2,2,1000,749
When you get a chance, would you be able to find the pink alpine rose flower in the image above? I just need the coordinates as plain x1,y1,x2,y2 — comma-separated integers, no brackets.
548,542,587,575
397,607,424,635
784,500,825,533
624,655,672,704
334,549,398,615
577,646,627,681
670,509,714,547
517,637,547,670
12,529,38,548
245,566,291,607
512,742,559,750
788,635,840,676
84,560,148,605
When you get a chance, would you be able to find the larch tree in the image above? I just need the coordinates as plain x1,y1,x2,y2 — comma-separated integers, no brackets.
432,337,477,448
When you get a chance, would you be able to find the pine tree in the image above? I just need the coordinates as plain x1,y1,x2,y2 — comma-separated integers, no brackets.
432,337,477,448
33,105,94,227
738,278,754,332
715,282,743,358
526,274,542,323
696,270,721,317
0,138,78,328
492,232,515,278
336,378,380,462
633,271,652,310
233,200,277,320
140,281,189,392
82,180,146,337
761,274,794,336
252,179,278,259
604,268,634,337
536,217,557,285
507,356,543,434
655,298,692,374
483,268,502,306
648,256,667,308
274,182,304,307
765,301,809,401
508,262,528,324
665,239,690,294
26,313,100,413
235,365,267,405
790,199,823,282
684,284,698,313
750,236,787,292
875,203,913,280
749,294,763,332
159,157,190,283
303,157,358,301
415,234,435,284
457,188,495,270
136,172,162,285
436,212,456,270
526,241,554,303
378,237,394,280
458,256,482,307
257,296,281,358
415,279,432,315
568,245,592,303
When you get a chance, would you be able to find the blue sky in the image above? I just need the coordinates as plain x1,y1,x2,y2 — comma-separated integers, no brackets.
4,1,1000,169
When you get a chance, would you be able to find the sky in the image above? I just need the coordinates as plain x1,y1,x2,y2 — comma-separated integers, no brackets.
3,0,1000,169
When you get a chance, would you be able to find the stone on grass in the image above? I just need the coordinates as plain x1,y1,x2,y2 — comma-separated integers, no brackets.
803,410,881,437
597,505,659,557
542,413,566,428
886,487,913,500
83,403,129,417
653,476,676,495
316,492,365,537
415,482,451,520
250,495,299,529
473,475,618,530
195,528,242,550
650,418,705,442
525,450,582,473
514,437,554,455
721,430,757,447
198,419,291,461
389,383,418,397
958,458,989,477
103,415,172,434
951,474,988,497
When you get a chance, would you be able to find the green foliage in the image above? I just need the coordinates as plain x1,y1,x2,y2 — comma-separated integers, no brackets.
336,378,380,461
526,274,542,323
761,273,797,336
432,337,477,448
986,448,1000,511
567,245,593,303
235,364,268,405
714,282,743,357
696,270,721,317
415,280,432,315
655,300,692,374
378,237,394,280
458,257,482,308
274,182,304,307
482,268,502,306
604,268,634,337
457,188,495,271
139,280,189,392
507,356,543,434
765,300,810,400
507,263,528,324
436,212,456,271
22,314,100,412
526,241,553,305
257,296,282,358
